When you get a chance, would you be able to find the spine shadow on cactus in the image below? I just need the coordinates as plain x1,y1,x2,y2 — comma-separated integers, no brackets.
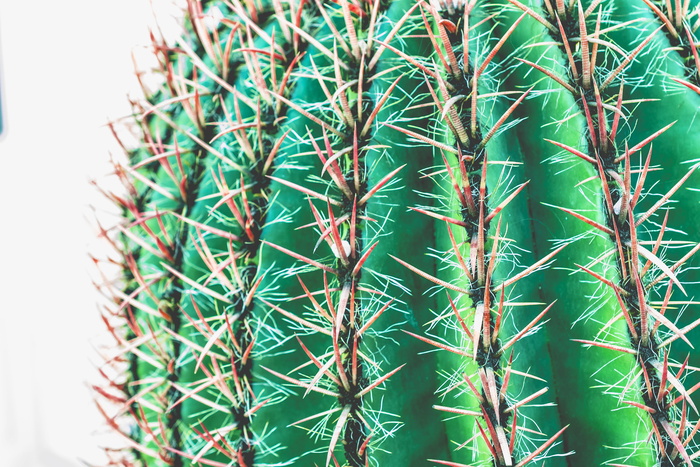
92,0,700,466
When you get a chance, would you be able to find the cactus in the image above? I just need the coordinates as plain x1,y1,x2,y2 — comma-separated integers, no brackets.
94,0,700,466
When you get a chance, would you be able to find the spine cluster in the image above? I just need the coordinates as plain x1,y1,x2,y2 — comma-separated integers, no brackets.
642,0,700,88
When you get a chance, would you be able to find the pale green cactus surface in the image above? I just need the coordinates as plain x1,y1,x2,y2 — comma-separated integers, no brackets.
95,0,700,466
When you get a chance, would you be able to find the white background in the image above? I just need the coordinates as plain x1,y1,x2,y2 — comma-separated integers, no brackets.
0,2,182,465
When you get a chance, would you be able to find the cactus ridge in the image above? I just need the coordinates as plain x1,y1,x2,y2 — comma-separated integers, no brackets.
388,2,566,465
259,1,395,464
506,1,699,464
94,0,700,466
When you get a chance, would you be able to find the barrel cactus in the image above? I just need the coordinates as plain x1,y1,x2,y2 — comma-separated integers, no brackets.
95,0,700,465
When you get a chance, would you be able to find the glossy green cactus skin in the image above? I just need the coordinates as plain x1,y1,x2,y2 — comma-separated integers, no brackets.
96,0,700,466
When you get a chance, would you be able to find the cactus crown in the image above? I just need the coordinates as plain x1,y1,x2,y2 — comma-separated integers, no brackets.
95,0,700,466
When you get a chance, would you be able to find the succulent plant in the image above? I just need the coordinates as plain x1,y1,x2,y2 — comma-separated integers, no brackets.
94,0,700,466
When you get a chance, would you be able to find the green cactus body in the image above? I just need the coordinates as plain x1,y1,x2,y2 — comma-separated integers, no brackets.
96,0,700,466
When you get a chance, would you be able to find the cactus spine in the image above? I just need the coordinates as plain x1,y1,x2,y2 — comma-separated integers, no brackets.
95,0,700,465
